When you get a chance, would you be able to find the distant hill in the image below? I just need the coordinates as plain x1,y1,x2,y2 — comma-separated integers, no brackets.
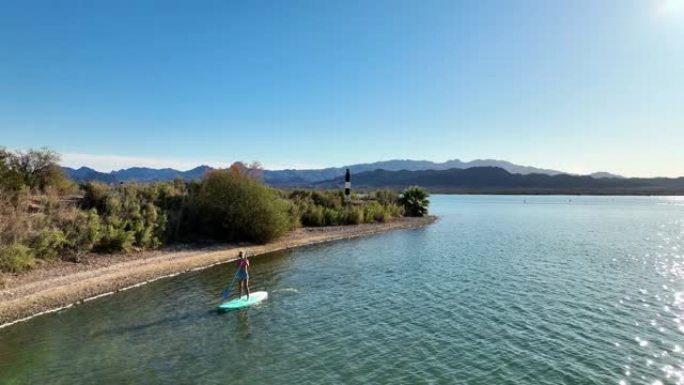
62,159,571,185
62,165,212,183
314,167,684,195
263,158,569,186
64,167,118,184
589,171,624,179
62,159,633,190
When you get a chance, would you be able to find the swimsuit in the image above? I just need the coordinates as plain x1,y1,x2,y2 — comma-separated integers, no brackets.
237,259,249,280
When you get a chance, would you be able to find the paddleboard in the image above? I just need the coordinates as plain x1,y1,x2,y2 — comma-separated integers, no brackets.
218,291,268,311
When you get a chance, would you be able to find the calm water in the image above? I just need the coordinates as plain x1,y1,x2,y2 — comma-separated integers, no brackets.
2,195,684,384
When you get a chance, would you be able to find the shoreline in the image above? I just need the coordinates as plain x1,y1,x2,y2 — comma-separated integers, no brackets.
0,216,436,328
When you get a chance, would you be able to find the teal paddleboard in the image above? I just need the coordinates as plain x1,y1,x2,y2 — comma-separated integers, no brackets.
218,291,268,311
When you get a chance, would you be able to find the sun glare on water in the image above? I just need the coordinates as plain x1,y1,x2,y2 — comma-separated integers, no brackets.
660,197,684,206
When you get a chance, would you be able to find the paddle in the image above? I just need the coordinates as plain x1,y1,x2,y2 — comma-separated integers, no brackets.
221,267,242,300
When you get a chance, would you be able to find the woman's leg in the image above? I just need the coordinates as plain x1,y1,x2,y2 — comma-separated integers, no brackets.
238,279,243,298
245,278,250,299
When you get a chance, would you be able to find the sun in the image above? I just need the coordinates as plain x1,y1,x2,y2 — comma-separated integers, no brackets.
656,0,684,16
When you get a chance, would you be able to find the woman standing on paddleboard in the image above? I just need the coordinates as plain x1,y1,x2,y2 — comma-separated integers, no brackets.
236,251,250,300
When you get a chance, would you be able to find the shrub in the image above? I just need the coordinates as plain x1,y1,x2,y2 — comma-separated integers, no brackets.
322,207,342,226
81,183,169,251
301,206,324,227
311,191,342,209
363,201,389,223
374,189,398,206
282,199,301,229
342,207,364,225
132,202,164,249
289,189,405,226
39,164,76,194
386,203,405,218
95,222,135,253
80,182,110,213
0,243,34,273
192,170,290,243
62,209,102,260
30,229,68,261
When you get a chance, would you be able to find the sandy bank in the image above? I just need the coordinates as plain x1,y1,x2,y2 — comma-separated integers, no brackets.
0,216,436,328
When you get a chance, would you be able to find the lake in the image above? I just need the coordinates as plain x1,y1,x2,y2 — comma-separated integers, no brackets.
1,195,683,384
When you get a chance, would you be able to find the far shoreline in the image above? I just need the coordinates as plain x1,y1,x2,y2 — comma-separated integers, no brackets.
370,191,684,196
0,216,436,328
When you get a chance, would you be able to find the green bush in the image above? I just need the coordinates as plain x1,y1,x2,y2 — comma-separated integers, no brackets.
301,206,324,227
80,183,170,251
386,203,405,218
132,202,164,248
95,222,135,253
289,188,405,226
342,207,364,225
30,229,68,261
374,189,398,206
80,182,110,213
0,243,35,273
311,191,343,209
283,199,301,229
62,209,102,260
363,201,390,223
192,170,290,243
322,207,342,226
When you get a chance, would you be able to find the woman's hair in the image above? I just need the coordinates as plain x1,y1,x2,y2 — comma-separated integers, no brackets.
239,250,245,258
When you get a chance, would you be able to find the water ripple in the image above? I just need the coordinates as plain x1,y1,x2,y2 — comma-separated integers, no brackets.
1,196,684,384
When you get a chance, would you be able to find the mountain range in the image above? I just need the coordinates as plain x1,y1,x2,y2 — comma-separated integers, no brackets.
62,158,623,186
313,167,684,195
60,159,684,195
63,165,213,184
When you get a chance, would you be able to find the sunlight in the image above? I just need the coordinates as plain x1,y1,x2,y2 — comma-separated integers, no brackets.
656,0,684,16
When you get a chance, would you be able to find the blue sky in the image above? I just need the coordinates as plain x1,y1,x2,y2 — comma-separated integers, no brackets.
1,0,682,176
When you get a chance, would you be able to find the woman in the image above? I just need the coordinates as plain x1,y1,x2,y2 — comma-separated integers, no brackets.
236,251,250,300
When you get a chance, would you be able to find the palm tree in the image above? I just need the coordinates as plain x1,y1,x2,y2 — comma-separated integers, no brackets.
398,186,429,217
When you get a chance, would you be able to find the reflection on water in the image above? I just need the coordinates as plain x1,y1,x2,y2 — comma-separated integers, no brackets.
234,310,252,339
94,311,212,338
1,196,684,385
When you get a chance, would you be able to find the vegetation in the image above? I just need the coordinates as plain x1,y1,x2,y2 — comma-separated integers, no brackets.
192,168,290,243
0,148,428,273
287,188,404,227
398,186,430,217
1,147,74,194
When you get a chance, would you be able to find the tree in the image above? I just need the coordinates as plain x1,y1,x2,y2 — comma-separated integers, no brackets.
0,147,72,193
0,147,23,192
398,186,430,217
193,169,290,243
228,161,263,181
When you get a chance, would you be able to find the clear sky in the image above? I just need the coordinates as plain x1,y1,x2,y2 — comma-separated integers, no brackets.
1,0,682,176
